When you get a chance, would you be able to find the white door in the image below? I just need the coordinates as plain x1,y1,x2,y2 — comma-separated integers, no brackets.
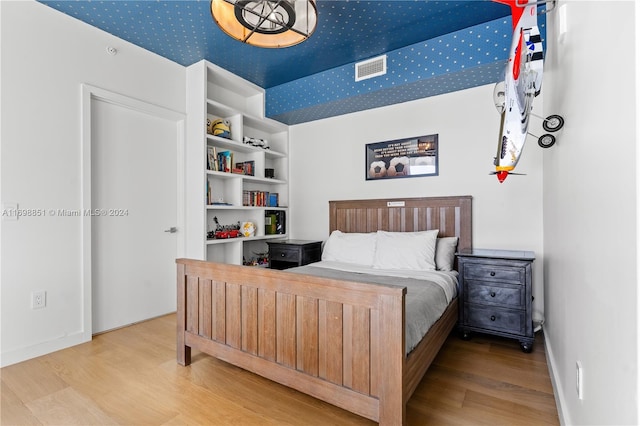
91,98,178,333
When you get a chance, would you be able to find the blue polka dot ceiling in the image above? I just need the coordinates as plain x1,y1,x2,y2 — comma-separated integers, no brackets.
38,0,546,125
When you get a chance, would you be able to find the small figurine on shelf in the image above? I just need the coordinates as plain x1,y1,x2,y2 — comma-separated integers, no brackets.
208,118,231,139
241,221,255,237
253,251,270,267
242,136,270,150
227,222,240,238
211,217,241,239
208,216,222,239
256,138,270,149
241,250,269,267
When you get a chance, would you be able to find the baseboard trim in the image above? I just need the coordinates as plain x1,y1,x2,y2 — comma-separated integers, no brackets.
1,331,89,368
542,325,569,426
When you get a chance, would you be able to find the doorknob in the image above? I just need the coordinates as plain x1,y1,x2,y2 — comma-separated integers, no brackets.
164,227,178,233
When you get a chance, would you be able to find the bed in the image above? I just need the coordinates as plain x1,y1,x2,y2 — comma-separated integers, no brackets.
176,196,472,424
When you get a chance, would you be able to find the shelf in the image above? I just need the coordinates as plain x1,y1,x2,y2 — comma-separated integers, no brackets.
206,205,287,210
206,135,286,157
206,99,237,121
206,170,286,184
206,237,242,245
206,234,288,245
205,66,263,117
243,113,288,134
244,176,286,184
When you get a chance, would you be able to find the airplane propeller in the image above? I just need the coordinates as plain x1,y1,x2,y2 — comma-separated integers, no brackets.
489,172,527,176
489,170,526,183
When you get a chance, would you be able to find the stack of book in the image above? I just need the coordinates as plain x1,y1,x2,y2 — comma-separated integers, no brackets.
207,146,234,173
243,191,279,207
234,160,255,176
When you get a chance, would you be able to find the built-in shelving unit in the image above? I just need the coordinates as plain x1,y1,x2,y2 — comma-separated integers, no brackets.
185,60,289,265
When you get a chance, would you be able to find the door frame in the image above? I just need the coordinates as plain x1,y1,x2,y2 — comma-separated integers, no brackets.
80,83,185,341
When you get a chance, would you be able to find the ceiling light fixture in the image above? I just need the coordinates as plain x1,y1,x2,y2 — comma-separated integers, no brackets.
211,0,317,48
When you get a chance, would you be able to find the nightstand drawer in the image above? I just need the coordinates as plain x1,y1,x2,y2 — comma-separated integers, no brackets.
463,265,523,284
269,246,300,262
465,281,524,307
464,304,525,335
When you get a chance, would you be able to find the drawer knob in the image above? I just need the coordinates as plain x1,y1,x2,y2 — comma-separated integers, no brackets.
281,253,286,257
490,291,496,297
490,271,496,276
490,315,496,321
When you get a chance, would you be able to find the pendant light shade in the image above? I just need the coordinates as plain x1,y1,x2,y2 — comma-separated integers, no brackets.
211,0,317,48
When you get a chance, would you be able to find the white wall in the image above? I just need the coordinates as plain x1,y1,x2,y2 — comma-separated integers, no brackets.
543,1,638,424
0,1,185,366
289,84,547,324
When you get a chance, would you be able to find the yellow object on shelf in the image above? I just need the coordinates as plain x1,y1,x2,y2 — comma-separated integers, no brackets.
207,118,231,139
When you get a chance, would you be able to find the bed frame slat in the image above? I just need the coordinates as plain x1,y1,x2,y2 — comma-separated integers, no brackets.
241,286,258,355
199,279,212,338
186,276,199,334
350,305,371,395
258,288,276,361
213,281,225,342
225,283,241,349
296,296,319,376
318,300,343,385
276,292,296,368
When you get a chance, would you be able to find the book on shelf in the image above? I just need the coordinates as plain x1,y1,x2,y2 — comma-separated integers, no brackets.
269,193,278,207
207,146,218,171
242,191,279,207
244,160,255,176
265,212,276,235
243,190,260,206
265,210,285,235
218,150,232,173
233,161,255,176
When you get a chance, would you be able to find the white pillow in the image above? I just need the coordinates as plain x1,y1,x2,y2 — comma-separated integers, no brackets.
435,237,459,271
321,230,377,266
373,230,439,270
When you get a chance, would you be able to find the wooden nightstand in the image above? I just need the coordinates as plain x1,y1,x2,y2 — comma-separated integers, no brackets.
267,240,322,270
457,248,536,352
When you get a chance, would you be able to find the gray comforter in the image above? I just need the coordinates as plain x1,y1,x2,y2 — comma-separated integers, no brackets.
288,262,458,354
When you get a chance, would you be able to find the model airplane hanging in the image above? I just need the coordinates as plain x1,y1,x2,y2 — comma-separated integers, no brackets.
492,0,564,183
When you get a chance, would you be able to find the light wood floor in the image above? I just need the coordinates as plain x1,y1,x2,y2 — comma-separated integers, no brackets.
1,314,558,425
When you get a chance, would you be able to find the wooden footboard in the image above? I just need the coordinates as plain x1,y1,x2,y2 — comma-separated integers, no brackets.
177,258,411,424
177,197,470,424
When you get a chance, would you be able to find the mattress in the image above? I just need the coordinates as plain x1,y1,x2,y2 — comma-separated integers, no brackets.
288,261,459,354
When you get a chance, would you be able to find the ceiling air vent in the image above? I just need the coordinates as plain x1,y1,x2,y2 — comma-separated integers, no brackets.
355,55,387,82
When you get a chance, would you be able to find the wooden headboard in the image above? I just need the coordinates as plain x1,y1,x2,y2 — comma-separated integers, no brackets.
329,196,472,252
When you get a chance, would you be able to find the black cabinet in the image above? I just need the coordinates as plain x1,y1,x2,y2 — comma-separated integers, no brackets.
457,249,535,352
267,240,322,270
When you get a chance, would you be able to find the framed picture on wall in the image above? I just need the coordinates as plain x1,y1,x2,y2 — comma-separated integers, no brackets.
365,134,439,180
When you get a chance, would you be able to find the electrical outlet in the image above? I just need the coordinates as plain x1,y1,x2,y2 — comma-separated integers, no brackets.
31,291,46,309
576,361,584,400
